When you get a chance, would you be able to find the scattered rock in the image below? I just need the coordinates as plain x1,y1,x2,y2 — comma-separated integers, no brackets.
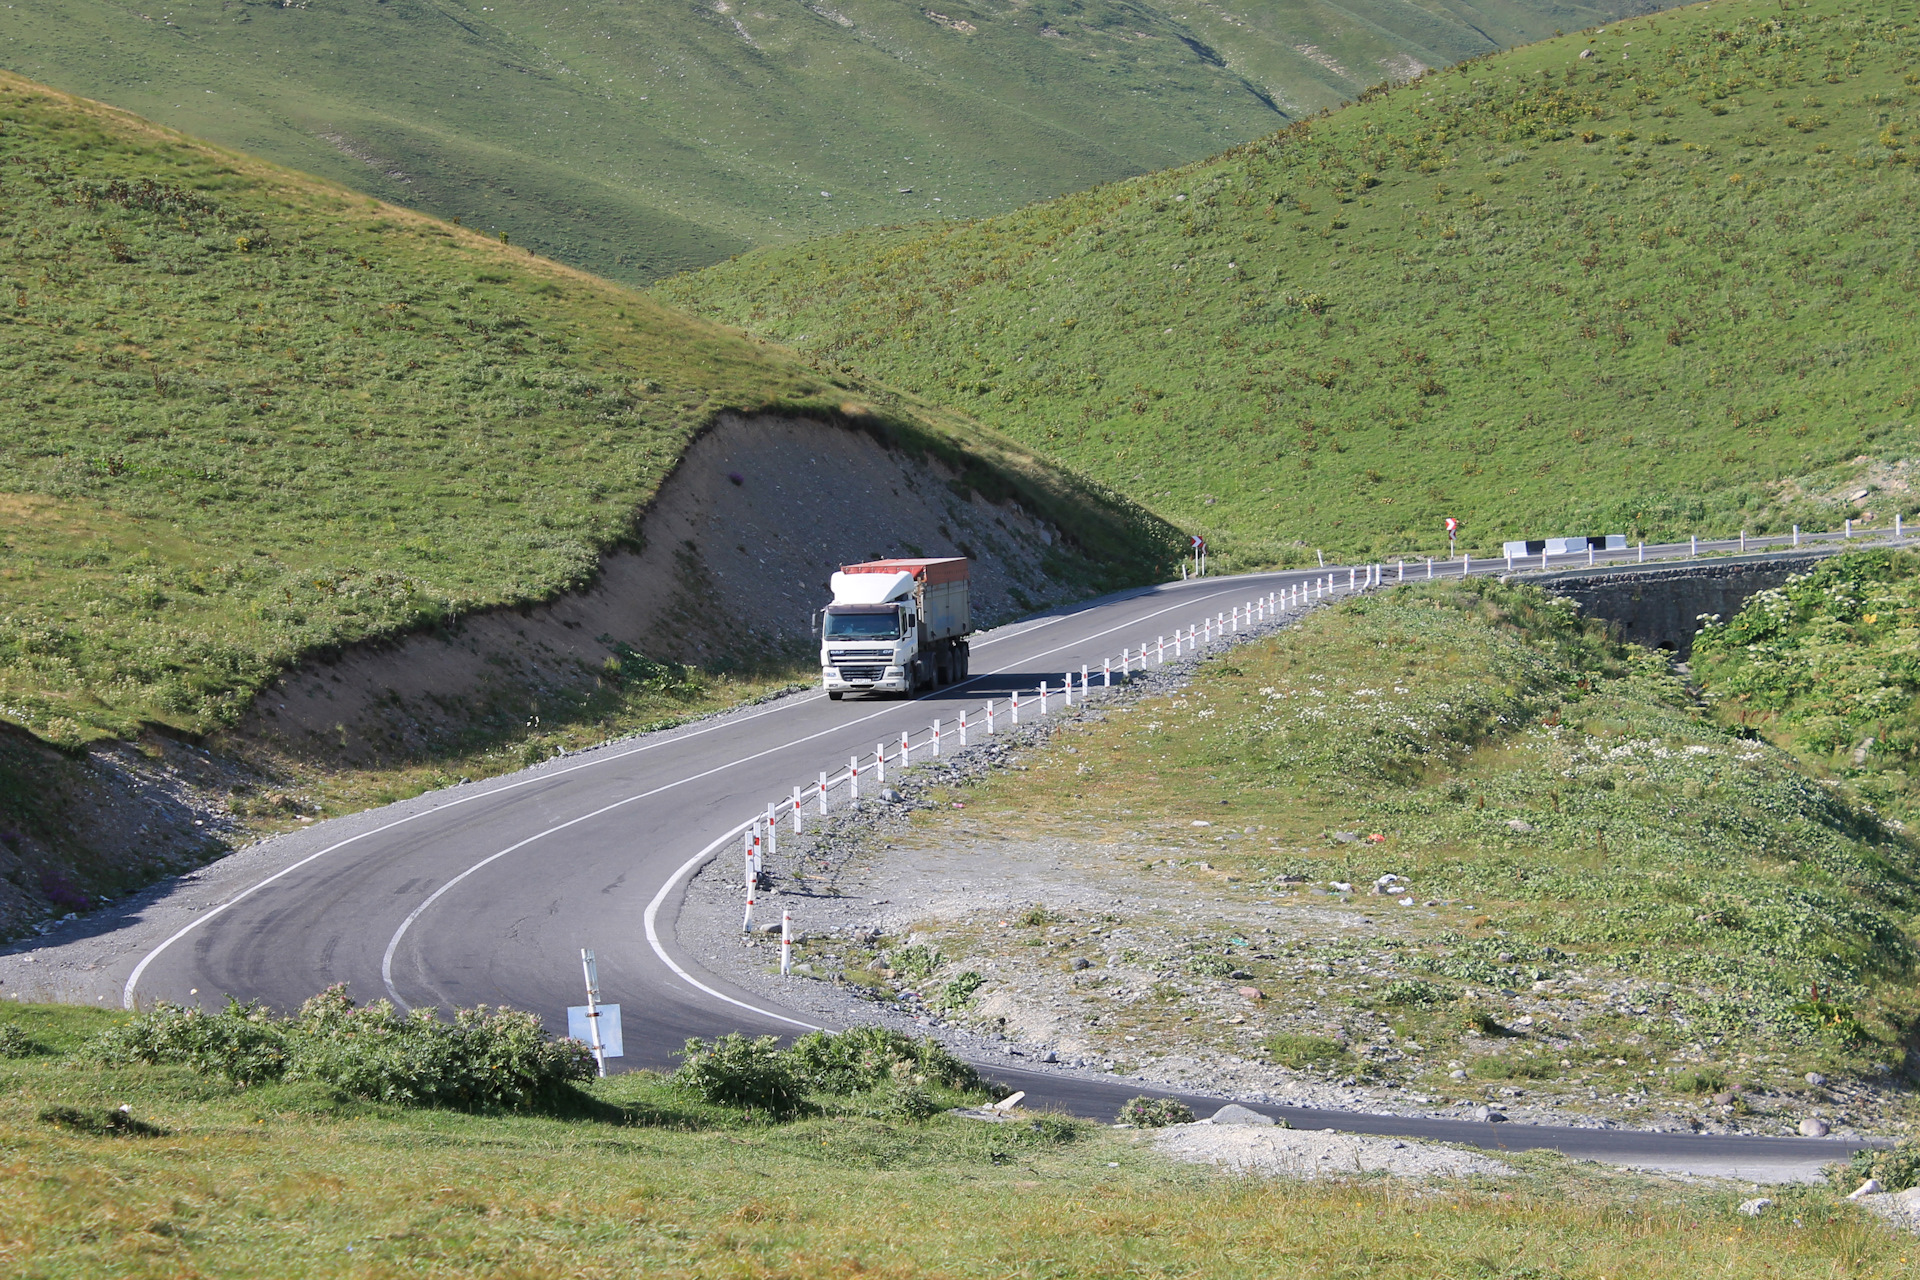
1738,1197,1774,1217
1041,1049,1058,1063
1805,1072,1827,1086
1210,1103,1277,1126
1331,832,1362,844
1191,820,1212,828
880,788,903,803
1236,986,1265,1000
1505,819,1536,834
1071,957,1092,970
1799,1117,1831,1138
1849,1178,1884,1200
1578,48,1593,58
1330,881,1353,893
1473,1106,1509,1123
1228,969,1254,980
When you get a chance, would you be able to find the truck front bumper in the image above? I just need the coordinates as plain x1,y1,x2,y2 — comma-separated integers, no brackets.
823,666,908,693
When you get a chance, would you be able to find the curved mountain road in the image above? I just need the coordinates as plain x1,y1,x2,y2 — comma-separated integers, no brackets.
87,535,1898,1178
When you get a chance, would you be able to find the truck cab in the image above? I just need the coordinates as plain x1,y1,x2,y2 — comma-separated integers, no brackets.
820,557,970,699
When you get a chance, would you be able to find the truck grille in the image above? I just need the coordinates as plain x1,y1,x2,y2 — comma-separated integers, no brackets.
837,666,886,681
828,648,892,662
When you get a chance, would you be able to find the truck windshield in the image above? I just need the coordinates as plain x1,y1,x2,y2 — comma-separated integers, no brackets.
824,609,901,640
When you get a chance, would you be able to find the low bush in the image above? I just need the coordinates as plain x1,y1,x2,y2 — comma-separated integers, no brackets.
1117,1096,1195,1127
933,971,985,1011
91,998,291,1085
0,1023,40,1058
1830,1139,1920,1193
89,987,594,1109
1027,1112,1089,1144
787,1025,980,1094
672,1033,807,1119
892,945,943,980
1380,979,1448,1007
1672,1068,1731,1095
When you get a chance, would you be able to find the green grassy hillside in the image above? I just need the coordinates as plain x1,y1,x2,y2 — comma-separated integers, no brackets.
0,72,1170,752
1,0,1667,284
664,0,1920,566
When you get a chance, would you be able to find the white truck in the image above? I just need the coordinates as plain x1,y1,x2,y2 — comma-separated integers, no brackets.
819,557,971,700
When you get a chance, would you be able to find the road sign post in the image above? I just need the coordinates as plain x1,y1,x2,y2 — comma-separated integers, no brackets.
576,949,608,1077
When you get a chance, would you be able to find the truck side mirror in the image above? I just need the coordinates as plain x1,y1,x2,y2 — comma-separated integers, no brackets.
811,610,820,636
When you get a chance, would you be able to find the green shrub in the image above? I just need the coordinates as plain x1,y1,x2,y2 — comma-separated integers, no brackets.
285,987,594,1110
91,998,291,1085
0,1023,39,1058
787,1025,980,1094
1016,905,1059,927
1117,1096,1196,1127
89,987,593,1109
1264,1033,1349,1071
933,971,986,1011
672,1033,806,1119
1027,1112,1088,1144
1830,1139,1920,1193
877,1083,941,1122
892,945,943,980
1188,954,1236,979
1379,978,1448,1007
1672,1068,1730,1094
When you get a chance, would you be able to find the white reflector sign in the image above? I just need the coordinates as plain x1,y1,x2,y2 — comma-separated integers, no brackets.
566,1003,623,1058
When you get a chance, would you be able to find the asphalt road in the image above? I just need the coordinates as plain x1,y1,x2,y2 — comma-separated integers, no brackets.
109,534,1893,1176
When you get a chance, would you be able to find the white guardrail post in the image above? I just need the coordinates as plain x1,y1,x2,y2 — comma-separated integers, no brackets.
741,833,756,933
849,755,859,800
932,720,941,756
1040,681,1050,714
986,700,996,734
875,744,886,784
901,728,911,765
780,909,792,977
817,771,828,815
792,785,803,834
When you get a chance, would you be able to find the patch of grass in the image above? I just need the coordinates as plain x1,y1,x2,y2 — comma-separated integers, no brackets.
0,1000,1908,1276
668,0,1920,566
1265,1032,1351,1071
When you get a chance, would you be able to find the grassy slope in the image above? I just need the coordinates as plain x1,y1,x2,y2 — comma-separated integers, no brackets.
895,579,1920,1101
0,0,1668,285
0,1002,1903,1278
0,71,1174,751
1696,549,1920,823
664,0,1920,566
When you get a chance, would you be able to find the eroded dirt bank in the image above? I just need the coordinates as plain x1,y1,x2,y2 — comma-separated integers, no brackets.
236,411,1080,766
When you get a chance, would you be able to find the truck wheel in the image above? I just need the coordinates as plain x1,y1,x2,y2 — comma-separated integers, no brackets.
828,691,844,701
